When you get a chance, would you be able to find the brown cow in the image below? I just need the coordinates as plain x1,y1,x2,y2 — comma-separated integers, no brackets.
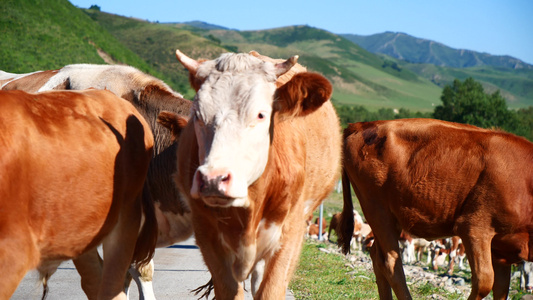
0,89,156,299
2,64,193,298
165,50,342,299
338,118,533,300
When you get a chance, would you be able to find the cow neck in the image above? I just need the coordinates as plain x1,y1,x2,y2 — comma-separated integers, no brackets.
127,83,192,156
126,84,192,214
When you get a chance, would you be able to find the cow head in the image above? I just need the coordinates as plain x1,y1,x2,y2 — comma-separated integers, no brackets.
175,50,332,208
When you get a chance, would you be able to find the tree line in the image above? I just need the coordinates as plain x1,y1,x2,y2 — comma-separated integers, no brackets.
335,77,533,141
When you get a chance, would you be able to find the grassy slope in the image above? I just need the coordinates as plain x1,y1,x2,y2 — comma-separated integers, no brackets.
0,0,157,78
342,33,533,108
2,2,529,111
84,10,230,99
405,63,533,108
204,26,443,112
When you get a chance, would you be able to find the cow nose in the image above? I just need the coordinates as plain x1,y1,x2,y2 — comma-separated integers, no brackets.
194,169,233,198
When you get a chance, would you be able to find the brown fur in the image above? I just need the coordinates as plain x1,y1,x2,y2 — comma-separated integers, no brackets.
0,89,155,299
172,53,342,299
339,118,533,300
1,64,194,297
2,70,60,92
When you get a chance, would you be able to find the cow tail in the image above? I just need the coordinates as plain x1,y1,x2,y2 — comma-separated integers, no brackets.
132,186,158,268
338,168,355,255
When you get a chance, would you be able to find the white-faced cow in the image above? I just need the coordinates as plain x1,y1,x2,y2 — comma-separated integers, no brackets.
338,118,533,300
164,50,342,299
2,64,193,298
0,89,156,299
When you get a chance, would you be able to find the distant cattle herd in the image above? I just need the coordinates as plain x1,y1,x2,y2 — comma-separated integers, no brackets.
1,50,532,300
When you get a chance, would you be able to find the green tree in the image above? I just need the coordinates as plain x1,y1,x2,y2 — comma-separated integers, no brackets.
433,77,518,131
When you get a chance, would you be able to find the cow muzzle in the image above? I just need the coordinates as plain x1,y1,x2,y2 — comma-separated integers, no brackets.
191,168,249,207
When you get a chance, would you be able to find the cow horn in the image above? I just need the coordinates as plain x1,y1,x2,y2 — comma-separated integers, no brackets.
176,49,199,73
275,55,299,77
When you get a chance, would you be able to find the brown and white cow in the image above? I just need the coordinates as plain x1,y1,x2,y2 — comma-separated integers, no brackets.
520,261,533,292
165,50,342,299
0,89,156,299
2,64,193,298
329,211,369,250
306,216,328,239
338,118,533,300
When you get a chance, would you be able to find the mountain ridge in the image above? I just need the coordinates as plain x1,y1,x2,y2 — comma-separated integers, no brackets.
341,31,532,69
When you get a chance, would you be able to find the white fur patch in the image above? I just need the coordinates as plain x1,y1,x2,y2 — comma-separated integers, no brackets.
256,219,282,259
303,199,315,216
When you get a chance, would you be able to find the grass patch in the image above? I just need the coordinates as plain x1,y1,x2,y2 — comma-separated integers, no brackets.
290,242,377,299
291,241,469,299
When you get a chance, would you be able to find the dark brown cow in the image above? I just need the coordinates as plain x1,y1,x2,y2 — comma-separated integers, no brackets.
0,89,156,299
338,118,533,300
166,50,342,299
1,64,192,298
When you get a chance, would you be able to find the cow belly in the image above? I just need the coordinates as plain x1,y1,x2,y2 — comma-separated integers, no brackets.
154,206,193,247
492,232,531,264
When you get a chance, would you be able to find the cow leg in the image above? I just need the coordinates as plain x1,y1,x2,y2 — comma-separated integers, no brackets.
99,198,143,300
255,229,305,300
369,240,393,300
73,248,103,300
461,234,494,300
447,252,456,275
491,258,511,300
127,259,156,300
370,238,411,300
1,242,37,298
196,237,243,299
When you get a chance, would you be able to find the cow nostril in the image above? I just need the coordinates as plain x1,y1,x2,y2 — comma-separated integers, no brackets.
221,174,231,182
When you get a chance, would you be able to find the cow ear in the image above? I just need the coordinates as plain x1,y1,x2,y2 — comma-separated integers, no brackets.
274,72,332,118
157,111,188,141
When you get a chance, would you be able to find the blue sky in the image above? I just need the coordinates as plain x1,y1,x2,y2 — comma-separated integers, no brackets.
69,0,533,64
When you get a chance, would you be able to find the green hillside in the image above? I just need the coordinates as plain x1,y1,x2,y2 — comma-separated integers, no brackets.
82,10,234,99
0,0,177,93
2,1,530,112
342,32,532,69
171,25,444,112
403,63,533,108
342,32,533,108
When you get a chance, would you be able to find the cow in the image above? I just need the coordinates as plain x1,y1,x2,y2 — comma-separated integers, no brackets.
164,50,342,299
0,89,156,299
330,211,370,250
338,118,533,300
328,213,342,242
306,217,328,240
0,70,24,86
399,232,416,265
1,64,193,299
519,261,533,292
444,236,467,275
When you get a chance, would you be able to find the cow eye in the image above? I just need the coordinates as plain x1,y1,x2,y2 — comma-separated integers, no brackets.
258,112,265,120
